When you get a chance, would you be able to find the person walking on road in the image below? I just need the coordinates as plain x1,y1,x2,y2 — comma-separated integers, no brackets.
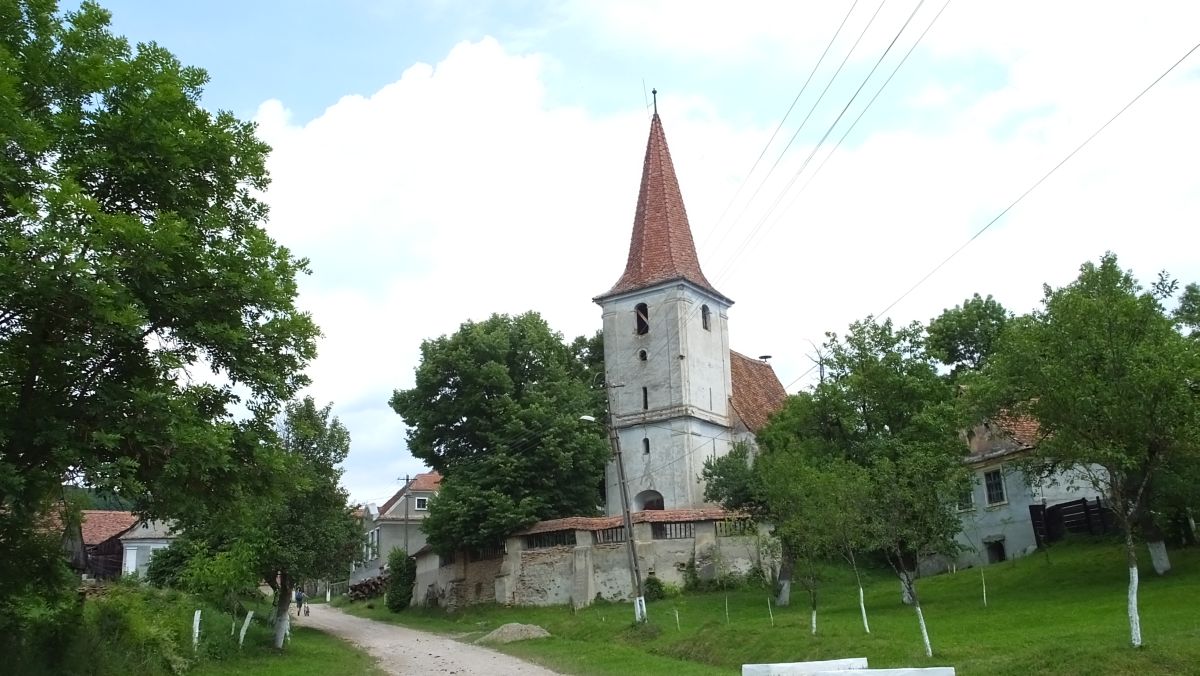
295,588,307,616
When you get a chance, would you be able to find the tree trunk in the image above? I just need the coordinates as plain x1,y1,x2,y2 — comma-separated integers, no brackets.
1140,510,1171,575
1125,533,1143,648
775,549,794,607
273,574,292,650
906,572,933,657
850,552,870,634
809,587,817,636
980,566,988,607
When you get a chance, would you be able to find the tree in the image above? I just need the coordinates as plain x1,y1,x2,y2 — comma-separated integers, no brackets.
385,547,416,612
176,398,360,649
390,312,609,553
987,253,1200,648
0,0,318,620
927,293,1010,377
756,318,968,656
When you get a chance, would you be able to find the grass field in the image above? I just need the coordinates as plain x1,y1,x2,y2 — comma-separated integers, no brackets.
190,626,383,676
337,540,1200,675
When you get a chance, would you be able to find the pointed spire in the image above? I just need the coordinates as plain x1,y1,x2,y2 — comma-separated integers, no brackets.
597,112,729,303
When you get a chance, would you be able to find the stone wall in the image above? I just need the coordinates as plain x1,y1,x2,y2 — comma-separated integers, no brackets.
412,518,776,610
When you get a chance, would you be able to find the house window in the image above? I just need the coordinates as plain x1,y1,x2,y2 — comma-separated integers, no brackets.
957,488,974,511
415,497,429,510
642,387,648,410
642,438,650,454
638,349,647,362
984,469,1006,505
701,304,711,331
635,303,649,335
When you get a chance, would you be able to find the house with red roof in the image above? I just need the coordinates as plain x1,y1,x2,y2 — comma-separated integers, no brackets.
953,416,1106,568
351,470,441,584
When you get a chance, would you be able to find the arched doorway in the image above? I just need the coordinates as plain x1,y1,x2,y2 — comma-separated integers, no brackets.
634,490,664,511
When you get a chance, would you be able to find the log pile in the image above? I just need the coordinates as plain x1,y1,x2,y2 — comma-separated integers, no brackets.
349,573,388,601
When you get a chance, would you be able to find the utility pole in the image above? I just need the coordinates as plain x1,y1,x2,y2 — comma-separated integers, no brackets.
403,474,410,553
607,411,647,623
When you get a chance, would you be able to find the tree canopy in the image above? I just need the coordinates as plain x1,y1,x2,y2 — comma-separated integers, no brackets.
390,312,609,552
0,0,318,624
985,253,1200,647
927,293,1010,377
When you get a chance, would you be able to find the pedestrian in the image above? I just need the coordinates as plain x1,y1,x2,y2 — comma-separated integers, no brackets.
295,587,306,616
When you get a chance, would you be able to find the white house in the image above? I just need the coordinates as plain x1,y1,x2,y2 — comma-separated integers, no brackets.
120,519,176,577
954,417,1105,567
351,470,441,584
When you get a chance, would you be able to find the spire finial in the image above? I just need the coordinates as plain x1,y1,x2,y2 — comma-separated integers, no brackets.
651,88,657,115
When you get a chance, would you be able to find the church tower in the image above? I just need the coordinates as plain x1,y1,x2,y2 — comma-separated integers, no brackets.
594,112,737,515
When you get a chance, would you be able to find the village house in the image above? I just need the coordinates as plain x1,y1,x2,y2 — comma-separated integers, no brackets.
120,519,176,577
408,109,788,609
351,470,441,585
953,417,1106,568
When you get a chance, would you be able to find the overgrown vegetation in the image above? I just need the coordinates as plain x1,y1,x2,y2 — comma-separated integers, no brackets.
385,548,416,612
10,581,378,676
336,541,1200,676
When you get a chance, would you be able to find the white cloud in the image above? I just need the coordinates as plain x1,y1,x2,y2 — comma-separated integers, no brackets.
254,6,1200,500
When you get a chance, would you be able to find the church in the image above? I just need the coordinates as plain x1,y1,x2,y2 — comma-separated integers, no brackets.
594,109,787,515
405,110,788,609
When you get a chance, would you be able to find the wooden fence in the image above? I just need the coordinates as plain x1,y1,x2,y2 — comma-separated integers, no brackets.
1029,497,1116,547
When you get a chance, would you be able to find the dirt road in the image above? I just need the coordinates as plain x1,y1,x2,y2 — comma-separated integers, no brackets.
299,603,562,675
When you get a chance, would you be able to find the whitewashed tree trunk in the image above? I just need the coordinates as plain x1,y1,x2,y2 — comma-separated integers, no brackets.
811,609,817,635
273,578,293,650
239,611,254,648
915,603,932,657
776,579,791,607
1146,540,1171,576
980,567,988,607
1126,533,1143,648
858,586,870,634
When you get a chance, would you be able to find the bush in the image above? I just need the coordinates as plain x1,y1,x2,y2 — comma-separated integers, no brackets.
385,547,416,612
643,574,665,601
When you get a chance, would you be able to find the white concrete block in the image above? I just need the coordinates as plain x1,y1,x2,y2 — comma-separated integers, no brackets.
742,658,869,675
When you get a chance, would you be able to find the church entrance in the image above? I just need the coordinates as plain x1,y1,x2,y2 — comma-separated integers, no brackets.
634,490,664,511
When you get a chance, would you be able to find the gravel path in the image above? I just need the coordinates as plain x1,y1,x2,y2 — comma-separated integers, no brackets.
298,604,562,675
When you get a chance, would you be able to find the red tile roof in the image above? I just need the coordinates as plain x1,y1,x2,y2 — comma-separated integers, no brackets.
994,413,1041,448
80,510,138,546
379,471,442,517
596,114,729,303
518,507,737,535
729,351,788,433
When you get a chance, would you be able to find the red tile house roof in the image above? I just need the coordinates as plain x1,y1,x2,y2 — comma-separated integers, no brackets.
596,114,730,303
994,413,1041,448
965,413,1043,464
729,351,788,433
518,508,737,536
379,470,443,517
80,510,138,546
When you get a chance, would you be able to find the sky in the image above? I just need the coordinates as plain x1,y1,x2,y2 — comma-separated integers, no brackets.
91,0,1200,507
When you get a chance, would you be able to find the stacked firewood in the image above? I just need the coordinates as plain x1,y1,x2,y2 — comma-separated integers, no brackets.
348,573,389,600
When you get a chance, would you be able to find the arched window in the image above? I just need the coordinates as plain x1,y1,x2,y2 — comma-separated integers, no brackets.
642,387,649,410
635,303,649,335
701,304,711,331
642,438,650,454
634,490,665,511
638,349,647,361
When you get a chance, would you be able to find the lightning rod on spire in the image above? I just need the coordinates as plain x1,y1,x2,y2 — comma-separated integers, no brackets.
651,88,657,115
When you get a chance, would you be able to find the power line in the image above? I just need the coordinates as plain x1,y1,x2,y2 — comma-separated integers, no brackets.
713,0,930,284
874,36,1200,318
704,0,886,258
699,0,863,252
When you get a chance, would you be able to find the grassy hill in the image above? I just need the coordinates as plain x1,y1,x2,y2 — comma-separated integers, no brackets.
338,540,1200,675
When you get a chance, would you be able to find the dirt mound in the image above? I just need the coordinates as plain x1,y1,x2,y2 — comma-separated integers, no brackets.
477,623,551,644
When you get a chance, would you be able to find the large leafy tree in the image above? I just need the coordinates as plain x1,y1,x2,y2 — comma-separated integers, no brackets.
986,253,1200,648
927,293,1010,377
0,0,317,619
713,318,968,656
174,397,360,649
390,312,609,552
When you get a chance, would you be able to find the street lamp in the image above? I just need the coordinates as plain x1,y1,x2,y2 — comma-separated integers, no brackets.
581,412,647,623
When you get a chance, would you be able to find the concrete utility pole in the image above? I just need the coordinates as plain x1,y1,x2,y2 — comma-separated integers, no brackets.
584,410,646,623
403,474,410,553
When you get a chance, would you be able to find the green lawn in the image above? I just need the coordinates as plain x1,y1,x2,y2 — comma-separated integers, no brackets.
190,626,383,676
337,540,1200,675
